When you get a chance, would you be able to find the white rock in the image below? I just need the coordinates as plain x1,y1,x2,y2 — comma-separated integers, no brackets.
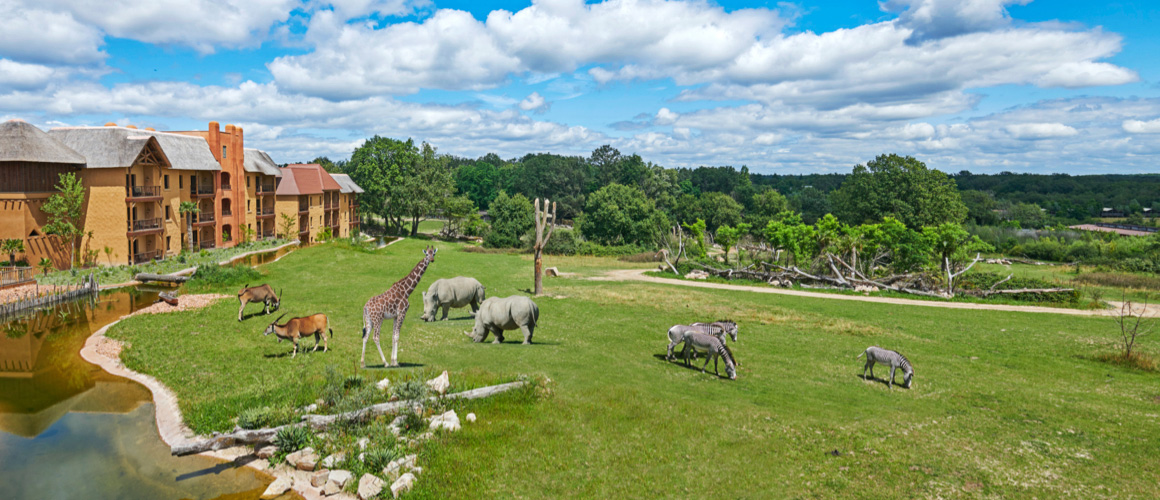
429,409,460,432
256,445,278,459
329,470,354,488
321,452,345,468
545,266,560,277
376,377,391,391
323,481,342,496
260,476,292,499
311,470,330,488
465,412,476,423
286,447,318,471
402,454,417,469
410,466,422,475
686,270,710,280
358,474,385,500
358,452,365,462
357,437,370,450
303,403,318,413
390,473,416,498
426,371,450,395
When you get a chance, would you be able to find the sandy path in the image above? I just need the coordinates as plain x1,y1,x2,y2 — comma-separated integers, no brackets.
594,268,1128,317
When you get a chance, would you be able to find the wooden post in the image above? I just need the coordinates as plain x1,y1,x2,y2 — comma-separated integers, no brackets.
533,198,556,296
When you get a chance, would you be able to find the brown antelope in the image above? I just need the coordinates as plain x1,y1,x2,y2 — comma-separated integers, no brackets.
263,313,332,358
238,284,281,321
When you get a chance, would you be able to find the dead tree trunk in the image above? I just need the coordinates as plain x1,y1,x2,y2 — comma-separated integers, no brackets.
533,198,557,296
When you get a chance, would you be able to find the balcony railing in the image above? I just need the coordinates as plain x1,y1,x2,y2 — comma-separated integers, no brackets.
0,267,36,288
126,185,161,200
222,208,232,217
195,212,215,225
258,207,275,218
325,203,338,211
261,230,275,239
129,217,162,233
199,240,216,250
190,185,215,197
258,183,276,195
298,205,309,214
221,183,232,191
133,250,161,264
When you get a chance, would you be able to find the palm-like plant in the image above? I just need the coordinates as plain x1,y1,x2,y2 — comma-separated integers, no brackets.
37,257,54,276
1,239,24,267
178,202,200,252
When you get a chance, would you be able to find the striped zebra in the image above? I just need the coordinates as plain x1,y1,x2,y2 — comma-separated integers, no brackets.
690,320,738,342
680,332,737,380
857,346,913,388
665,322,737,362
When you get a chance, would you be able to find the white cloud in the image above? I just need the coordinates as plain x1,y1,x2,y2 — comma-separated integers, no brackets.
0,4,105,65
884,0,1029,42
311,0,430,19
0,59,59,90
1123,118,1160,134
1004,122,1079,139
518,92,550,113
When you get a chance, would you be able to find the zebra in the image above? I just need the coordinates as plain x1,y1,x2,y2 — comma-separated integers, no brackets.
665,322,735,362
857,346,913,388
680,332,737,380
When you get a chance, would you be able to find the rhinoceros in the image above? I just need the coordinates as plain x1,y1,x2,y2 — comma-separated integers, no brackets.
421,276,486,322
464,296,539,344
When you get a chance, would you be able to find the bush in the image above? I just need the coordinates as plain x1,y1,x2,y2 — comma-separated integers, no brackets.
957,271,1081,304
238,406,297,430
1075,272,1160,290
362,447,402,471
541,228,579,255
391,379,428,402
189,264,262,289
273,425,311,452
576,241,646,257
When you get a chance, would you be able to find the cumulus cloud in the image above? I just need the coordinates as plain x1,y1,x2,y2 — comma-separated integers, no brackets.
1123,118,1160,134
518,92,550,113
0,4,105,66
884,0,1028,42
0,60,59,91
1004,123,1079,139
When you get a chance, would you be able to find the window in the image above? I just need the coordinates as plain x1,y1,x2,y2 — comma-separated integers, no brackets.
247,200,251,212
166,236,171,250
165,206,171,220
179,176,183,189
246,176,250,187
164,175,169,190
222,145,227,159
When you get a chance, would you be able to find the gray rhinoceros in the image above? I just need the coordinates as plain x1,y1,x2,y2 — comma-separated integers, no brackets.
421,276,486,322
464,296,539,344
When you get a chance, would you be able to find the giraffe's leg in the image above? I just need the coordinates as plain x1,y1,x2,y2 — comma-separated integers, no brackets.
360,322,370,367
390,315,404,367
374,321,387,368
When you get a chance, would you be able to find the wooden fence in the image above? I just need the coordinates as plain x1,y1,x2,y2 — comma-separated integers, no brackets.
0,273,99,319
0,267,36,289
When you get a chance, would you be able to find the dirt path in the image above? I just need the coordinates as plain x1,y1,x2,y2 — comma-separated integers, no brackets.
594,268,1128,317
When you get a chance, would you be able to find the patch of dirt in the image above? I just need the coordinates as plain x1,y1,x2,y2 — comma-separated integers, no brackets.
0,282,81,305
93,335,125,360
130,294,230,316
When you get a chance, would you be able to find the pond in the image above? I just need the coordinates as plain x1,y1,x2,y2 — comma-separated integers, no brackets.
0,286,290,499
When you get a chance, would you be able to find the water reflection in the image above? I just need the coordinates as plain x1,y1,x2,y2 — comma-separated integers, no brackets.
0,286,280,500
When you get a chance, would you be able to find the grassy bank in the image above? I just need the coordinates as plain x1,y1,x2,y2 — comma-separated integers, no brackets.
39,238,291,286
108,239,1160,498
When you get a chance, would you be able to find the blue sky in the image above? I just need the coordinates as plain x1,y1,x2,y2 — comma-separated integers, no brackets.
2,0,1158,174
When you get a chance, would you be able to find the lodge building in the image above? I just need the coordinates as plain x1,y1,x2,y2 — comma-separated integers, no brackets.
0,119,363,267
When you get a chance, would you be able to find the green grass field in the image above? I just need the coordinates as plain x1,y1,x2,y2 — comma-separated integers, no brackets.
108,239,1160,499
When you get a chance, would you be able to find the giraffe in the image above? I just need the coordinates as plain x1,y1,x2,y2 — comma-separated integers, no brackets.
361,245,437,368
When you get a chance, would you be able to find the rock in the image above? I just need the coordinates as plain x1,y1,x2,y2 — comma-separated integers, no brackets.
311,470,330,488
323,481,342,496
426,371,450,395
545,267,559,277
357,474,385,500
357,437,370,450
429,409,461,432
329,470,354,488
321,452,345,468
286,447,318,471
466,412,476,423
376,377,391,391
260,476,292,499
358,452,365,462
303,403,318,413
256,445,278,459
390,473,416,498
686,270,709,280
410,466,423,476
854,285,879,293
382,459,404,481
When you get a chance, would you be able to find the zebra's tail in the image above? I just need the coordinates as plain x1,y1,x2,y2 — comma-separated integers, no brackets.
856,351,865,359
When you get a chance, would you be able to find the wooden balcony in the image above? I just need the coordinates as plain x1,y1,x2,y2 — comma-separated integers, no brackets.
221,183,232,192
325,203,338,211
133,249,162,264
199,240,216,250
257,183,276,195
126,185,162,201
193,212,215,226
298,205,309,214
127,217,163,236
261,230,275,239
222,208,232,218
190,185,215,198
0,267,36,289
257,207,275,219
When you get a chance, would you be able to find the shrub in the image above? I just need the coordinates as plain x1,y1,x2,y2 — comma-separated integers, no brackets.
273,425,311,452
957,271,1080,304
1075,272,1160,290
188,264,262,289
362,447,401,471
541,228,579,255
392,379,428,402
343,374,366,389
238,406,297,430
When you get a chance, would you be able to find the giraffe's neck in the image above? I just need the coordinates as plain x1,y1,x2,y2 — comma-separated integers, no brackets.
391,256,432,298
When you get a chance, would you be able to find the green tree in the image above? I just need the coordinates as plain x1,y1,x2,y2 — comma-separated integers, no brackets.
441,195,476,237
278,213,296,240
348,136,419,233
790,186,831,225
510,153,589,219
697,192,743,232
715,223,751,264
178,201,200,252
456,161,503,209
763,211,817,266
1008,202,1047,229
2,239,24,267
832,154,966,229
961,190,999,225
682,218,708,259
42,172,85,268
37,257,54,276
484,191,534,248
577,183,669,247
397,142,455,236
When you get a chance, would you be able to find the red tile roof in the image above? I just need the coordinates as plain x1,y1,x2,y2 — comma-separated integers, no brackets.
276,163,342,195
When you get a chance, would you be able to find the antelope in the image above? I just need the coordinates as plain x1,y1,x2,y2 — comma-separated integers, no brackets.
238,284,281,321
263,313,332,358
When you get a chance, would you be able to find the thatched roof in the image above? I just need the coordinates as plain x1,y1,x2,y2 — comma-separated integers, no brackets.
243,148,282,177
329,173,364,194
0,119,86,165
47,126,220,171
